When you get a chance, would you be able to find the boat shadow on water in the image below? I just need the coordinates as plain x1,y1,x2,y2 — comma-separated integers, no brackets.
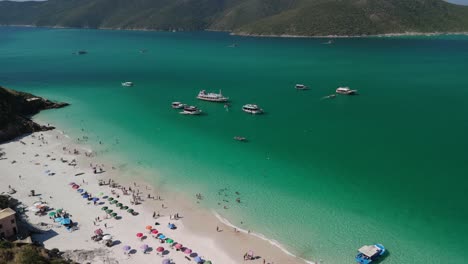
373,250,390,264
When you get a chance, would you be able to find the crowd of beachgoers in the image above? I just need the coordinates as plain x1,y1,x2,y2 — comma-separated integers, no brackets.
0,128,312,264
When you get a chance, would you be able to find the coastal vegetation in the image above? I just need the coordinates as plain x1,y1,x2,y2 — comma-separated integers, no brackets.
0,86,68,143
1,0,468,36
0,242,71,264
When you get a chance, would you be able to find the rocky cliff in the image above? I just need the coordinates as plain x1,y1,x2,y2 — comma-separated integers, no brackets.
0,86,69,143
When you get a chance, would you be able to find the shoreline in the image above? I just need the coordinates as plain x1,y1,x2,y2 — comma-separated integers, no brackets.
0,126,314,263
2,24,468,39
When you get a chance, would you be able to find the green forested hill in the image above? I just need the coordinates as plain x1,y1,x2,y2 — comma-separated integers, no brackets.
1,0,468,36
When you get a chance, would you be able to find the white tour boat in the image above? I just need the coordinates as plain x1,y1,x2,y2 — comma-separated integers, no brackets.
197,90,229,102
295,84,308,90
122,82,133,87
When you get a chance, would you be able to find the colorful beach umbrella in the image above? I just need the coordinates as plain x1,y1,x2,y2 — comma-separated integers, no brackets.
158,234,166,240
108,197,114,201
56,209,63,213
151,229,159,235
111,213,117,217
69,182,75,185
127,209,134,213
72,185,79,189
184,248,192,254
123,245,131,252
117,203,122,207
145,225,152,230
136,233,143,238
92,197,99,202
82,194,89,199
174,243,182,249
94,229,103,235
111,200,118,204
140,244,149,250
48,212,56,217
77,189,84,193
106,209,113,214
194,256,202,263
101,206,108,211
122,206,129,210
156,247,164,252
165,238,174,244
162,259,170,264
98,192,104,196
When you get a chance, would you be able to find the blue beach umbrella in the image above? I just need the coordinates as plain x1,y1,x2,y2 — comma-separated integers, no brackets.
158,234,166,240
194,256,202,263
82,194,89,199
92,197,99,202
77,189,84,193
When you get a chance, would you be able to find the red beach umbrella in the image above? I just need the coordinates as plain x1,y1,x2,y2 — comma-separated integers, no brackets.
151,229,159,235
184,248,192,254
136,233,143,238
156,246,164,252
146,225,152,230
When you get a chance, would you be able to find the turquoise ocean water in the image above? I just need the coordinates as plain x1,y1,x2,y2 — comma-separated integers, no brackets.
2,27,468,263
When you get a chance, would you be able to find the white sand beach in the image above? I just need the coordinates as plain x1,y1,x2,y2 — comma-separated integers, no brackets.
0,129,311,264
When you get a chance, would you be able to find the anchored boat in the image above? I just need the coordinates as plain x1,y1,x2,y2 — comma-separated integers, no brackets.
242,104,263,115
197,90,229,102
171,102,186,109
122,82,133,87
180,106,202,115
336,87,357,95
295,84,308,90
355,244,385,264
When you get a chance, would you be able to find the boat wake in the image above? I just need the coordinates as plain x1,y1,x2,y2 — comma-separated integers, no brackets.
212,211,320,264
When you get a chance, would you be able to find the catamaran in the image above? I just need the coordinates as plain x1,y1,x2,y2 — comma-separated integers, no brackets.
336,87,357,95
242,104,263,115
355,244,385,264
197,90,229,102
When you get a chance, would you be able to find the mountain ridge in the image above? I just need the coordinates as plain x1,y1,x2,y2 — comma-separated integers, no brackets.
1,0,468,36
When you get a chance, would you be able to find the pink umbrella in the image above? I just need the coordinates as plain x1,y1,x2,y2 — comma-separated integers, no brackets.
140,244,149,250
184,248,192,254
175,243,183,250
136,233,143,238
151,229,159,235
156,246,164,252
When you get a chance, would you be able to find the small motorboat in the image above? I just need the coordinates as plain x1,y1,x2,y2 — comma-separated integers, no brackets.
234,136,247,142
355,244,385,264
336,87,357,95
172,102,186,109
122,82,133,87
242,104,263,115
180,106,202,115
295,84,308,90
76,50,88,55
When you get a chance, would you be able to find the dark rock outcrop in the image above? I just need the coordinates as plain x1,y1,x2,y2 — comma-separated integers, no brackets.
0,86,69,143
